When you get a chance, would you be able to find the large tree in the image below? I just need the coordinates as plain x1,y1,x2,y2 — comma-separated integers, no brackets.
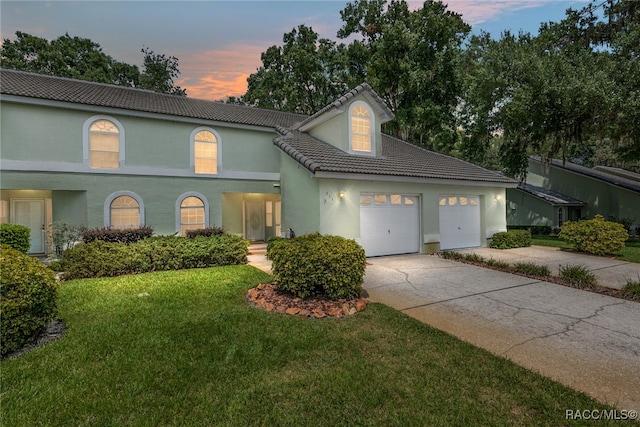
242,25,349,115
1,32,186,96
338,0,470,152
459,0,640,178
242,0,470,152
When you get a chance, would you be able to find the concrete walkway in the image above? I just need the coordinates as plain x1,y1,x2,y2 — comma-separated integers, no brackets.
247,244,640,410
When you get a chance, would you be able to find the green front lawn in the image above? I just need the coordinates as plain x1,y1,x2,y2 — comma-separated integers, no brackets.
532,236,640,263
2,266,615,426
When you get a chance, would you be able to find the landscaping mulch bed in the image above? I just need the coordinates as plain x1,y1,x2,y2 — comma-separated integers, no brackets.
246,283,368,318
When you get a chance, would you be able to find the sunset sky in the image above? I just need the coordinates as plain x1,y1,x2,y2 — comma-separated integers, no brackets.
1,1,588,101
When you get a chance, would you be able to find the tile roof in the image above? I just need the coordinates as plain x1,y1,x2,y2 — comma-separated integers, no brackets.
517,183,586,206
530,157,640,193
1,69,515,185
275,128,516,184
0,69,306,128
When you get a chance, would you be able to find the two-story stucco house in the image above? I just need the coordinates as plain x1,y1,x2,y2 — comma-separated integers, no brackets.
0,69,516,256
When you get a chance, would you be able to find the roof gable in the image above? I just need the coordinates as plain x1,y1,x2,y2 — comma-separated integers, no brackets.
296,83,394,132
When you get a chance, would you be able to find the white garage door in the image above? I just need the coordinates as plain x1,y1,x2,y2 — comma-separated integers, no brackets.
359,193,420,257
439,196,481,250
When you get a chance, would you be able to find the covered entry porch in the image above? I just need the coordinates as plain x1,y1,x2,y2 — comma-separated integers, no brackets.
221,193,281,242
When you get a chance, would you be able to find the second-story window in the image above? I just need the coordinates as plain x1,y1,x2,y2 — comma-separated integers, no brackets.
194,130,218,174
350,104,372,153
90,119,120,169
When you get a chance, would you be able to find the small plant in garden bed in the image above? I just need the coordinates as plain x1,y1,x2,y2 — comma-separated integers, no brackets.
485,258,510,269
511,262,551,277
463,253,485,263
489,229,531,249
438,250,464,260
622,277,640,301
558,265,597,289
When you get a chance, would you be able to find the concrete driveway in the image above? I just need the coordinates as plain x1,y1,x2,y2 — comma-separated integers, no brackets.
364,253,640,411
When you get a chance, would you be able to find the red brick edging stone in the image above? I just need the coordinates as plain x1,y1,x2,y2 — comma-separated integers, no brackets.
246,283,368,318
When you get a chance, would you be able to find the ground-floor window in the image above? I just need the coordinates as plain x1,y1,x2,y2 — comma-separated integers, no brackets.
176,192,209,235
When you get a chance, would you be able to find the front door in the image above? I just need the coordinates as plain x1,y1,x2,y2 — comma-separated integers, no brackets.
244,201,265,241
11,199,46,253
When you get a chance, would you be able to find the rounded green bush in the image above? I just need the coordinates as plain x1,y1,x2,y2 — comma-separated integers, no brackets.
268,233,366,300
558,215,628,255
1,245,58,356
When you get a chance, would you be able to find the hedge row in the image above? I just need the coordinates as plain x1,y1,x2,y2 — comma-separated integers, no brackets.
81,226,154,244
1,245,58,356
0,224,31,253
59,234,248,279
267,233,366,300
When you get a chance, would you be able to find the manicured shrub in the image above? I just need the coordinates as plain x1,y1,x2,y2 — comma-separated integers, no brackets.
60,234,248,279
512,262,550,277
268,233,365,300
81,226,154,244
266,236,286,254
185,226,225,238
0,224,31,253
1,245,58,356
558,265,597,289
559,215,628,255
489,229,531,249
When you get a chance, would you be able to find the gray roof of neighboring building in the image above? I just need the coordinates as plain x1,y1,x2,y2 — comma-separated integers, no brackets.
1,69,516,185
531,157,640,193
516,183,586,206
275,128,516,184
0,68,307,128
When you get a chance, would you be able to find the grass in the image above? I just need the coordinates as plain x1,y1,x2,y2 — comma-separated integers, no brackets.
532,235,640,263
1,265,618,426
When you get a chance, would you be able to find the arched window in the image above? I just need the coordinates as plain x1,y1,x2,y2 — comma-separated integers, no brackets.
110,196,140,229
558,207,565,227
176,192,210,235
90,119,120,169
104,191,144,229
193,129,218,174
350,103,373,153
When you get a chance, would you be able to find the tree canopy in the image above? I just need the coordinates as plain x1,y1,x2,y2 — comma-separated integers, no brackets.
1,32,186,96
242,0,639,177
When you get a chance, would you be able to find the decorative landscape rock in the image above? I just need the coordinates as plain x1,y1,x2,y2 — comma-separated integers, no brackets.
246,283,368,318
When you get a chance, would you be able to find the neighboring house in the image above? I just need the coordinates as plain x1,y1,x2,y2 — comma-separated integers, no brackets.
507,157,640,231
1,69,516,256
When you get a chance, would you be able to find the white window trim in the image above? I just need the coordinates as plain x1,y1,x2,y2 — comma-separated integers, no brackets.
83,115,126,168
348,101,375,156
104,191,144,228
175,192,210,234
190,127,222,174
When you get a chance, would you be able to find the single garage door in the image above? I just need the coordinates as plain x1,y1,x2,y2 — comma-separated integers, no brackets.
359,193,420,257
439,195,481,250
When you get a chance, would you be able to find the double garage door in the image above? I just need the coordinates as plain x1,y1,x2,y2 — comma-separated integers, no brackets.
359,193,481,256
